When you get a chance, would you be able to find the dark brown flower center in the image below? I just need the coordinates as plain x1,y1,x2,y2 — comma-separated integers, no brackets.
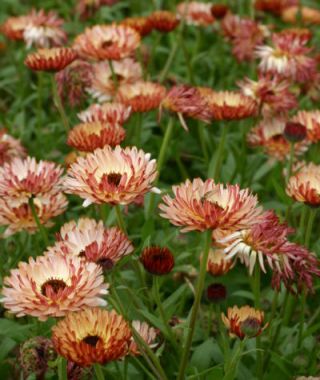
82,335,102,347
97,258,114,271
107,172,122,187
41,279,67,297
78,250,86,258
101,40,113,49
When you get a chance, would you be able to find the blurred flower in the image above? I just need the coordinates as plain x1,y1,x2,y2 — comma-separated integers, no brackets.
1,15,32,41
55,217,133,268
2,251,108,320
64,145,159,206
129,321,159,356
291,111,320,143
76,0,118,20
159,178,262,234
284,121,307,143
221,305,267,339
24,47,77,72
207,249,233,276
67,122,126,152
176,2,215,26
282,6,320,24
78,102,132,125
55,59,93,107
255,0,298,15
210,4,230,19
140,246,174,275
116,81,166,113
88,58,142,102
0,129,26,165
73,24,140,61
148,10,180,33
206,283,227,302
121,17,153,37
52,308,131,366
247,117,309,161
276,27,313,41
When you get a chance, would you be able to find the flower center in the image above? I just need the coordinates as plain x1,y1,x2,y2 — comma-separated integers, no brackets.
107,172,122,187
97,258,114,270
41,279,67,297
78,250,86,258
101,40,113,49
82,335,102,347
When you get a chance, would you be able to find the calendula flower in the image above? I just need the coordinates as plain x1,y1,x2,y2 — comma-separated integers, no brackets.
55,59,93,107
255,0,298,15
25,48,77,72
0,194,68,237
67,122,126,152
64,145,159,206
88,59,142,102
202,90,257,121
256,32,317,83
116,81,166,113
247,117,309,161
159,178,262,234
76,0,118,20
206,249,233,276
52,308,131,366
148,10,180,33
291,111,320,143
55,217,134,268
222,305,267,339
121,17,153,37
2,252,108,320
73,24,141,61
23,9,67,48
0,129,26,165
282,6,320,24
176,2,215,26
78,102,132,125
129,321,158,356
140,247,175,275
1,15,32,41
237,75,297,117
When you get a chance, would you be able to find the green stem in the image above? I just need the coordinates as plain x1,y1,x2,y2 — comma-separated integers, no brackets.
177,230,212,380
114,204,127,233
29,197,49,247
37,72,43,129
93,363,105,380
223,340,246,380
57,356,67,380
197,121,209,164
51,75,69,130
108,60,119,90
134,112,142,147
286,142,295,184
213,124,228,181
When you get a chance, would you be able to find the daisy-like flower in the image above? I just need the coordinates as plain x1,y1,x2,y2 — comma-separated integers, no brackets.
282,6,320,24
1,15,32,41
88,59,142,102
116,81,166,113
78,102,132,125
2,252,108,320
23,9,67,48
140,247,174,275
55,217,134,268
73,24,141,61
255,0,298,15
286,162,320,206
176,2,215,26
290,111,320,143
202,90,257,121
148,10,180,33
221,306,267,339
120,17,153,37
25,48,77,72
159,178,262,234
64,145,159,206
129,321,158,356
52,308,131,366
206,249,233,276
256,32,317,83
0,193,68,237
237,75,297,117
67,122,126,152
0,129,26,165
247,117,309,161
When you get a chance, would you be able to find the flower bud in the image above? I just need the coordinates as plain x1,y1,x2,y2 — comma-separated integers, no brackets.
284,122,307,143
206,283,227,303
140,246,174,275
211,4,229,19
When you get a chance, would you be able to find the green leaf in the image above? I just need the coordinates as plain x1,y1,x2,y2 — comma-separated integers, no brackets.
190,338,217,371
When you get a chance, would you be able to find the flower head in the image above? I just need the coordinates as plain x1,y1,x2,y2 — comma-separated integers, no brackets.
255,0,298,15
284,121,307,143
291,111,320,143
207,249,233,276
2,251,108,320
282,6,320,24
73,24,140,61
176,2,215,26
78,102,132,125
140,247,174,275
206,283,227,302
25,48,77,72
1,15,32,41
148,11,180,33
211,4,229,19
129,321,158,356
76,0,118,20
120,17,153,37
0,129,26,165
64,145,159,206
52,308,131,366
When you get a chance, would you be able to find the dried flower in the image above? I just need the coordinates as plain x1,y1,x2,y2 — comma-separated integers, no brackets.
78,102,132,125
207,249,233,276
0,129,26,165
176,2,215,26
129,321,158,356
1,15,32,41
210,4,230,19
255,0,298,15
121,17,153,37
290,111,320,143
284,121,307,143
140,247,174,275
282,6,320,24
25,47,77,72
76,0,118,20
148,11,180,33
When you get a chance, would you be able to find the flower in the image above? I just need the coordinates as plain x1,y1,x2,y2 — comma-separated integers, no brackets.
78,102,132,125
129,321,158,356
256,32,317,83
120,17,153,37
140,247,174,275
64,145,159,206
2,251,108,320
55,217,134,268
290,111,320,143
73,24,141,61
76,0,118,20
148,11,180,33
255,0,298,15
282,6,320,24
206,283,227,302
284,121,307,143
176,2,215,26
201,89,257,121
221,305,267,339
0,129,26,165
67,122,126,152
52,308,131,366
286,162,320,206
210,4,230,19
207,249,233,276
1,15,32,41
88,59,142,102
116,81,166,113
159,178,262,234
24,48,77,72
247,117,309,161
